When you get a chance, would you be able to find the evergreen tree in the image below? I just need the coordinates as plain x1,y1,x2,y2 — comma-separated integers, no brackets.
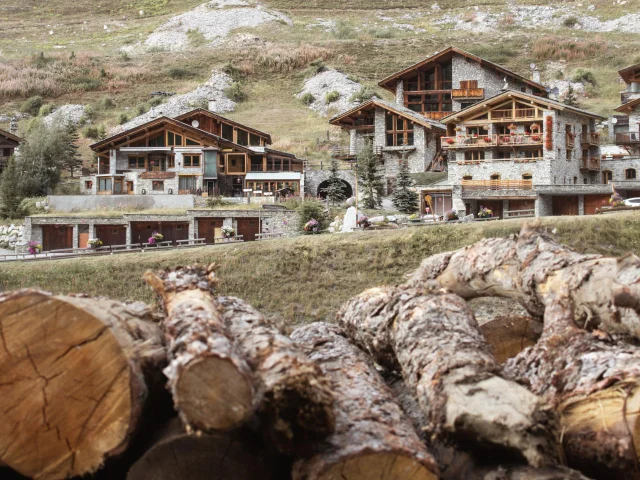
392,153,418,213
0,158,25,219
322,158,347,205
63,121,83,178
563,85,580,107
357,141,384,209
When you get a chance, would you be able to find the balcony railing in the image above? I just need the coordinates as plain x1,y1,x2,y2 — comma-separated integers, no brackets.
461,179,533,191
566,133,576,149
331,145,383,159
451,88,484,99
580,156,600,171
490,108,539,120
442,134,542,149
616,132,640,145
581,132,600,145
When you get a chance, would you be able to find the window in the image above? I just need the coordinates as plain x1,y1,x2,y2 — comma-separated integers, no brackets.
219,154,225,172
186,138,199,146
179,176,197,191
167,132,183,146
128,156,145,169
85,180,93,190
167,156,175,169
495,152,510,160
148,133,165,147
574,176,577,184
249,133,261,146
464,151,485,161
183,155,201,167
98,178,112,192
152,181,164,191
522,173,532,181
524,150,542,160
603,170,613,184
222,123,233,141
236,129,248,146
626,168,637,179
490,173,501,181
462,175,473,180
385,113,414,146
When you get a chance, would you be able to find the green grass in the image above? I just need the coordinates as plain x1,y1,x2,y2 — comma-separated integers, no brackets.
3,213,640,327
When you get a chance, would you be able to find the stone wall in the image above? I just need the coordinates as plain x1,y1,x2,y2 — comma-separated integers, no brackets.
304,169,356,198
602,158,640,182
47,194,196,212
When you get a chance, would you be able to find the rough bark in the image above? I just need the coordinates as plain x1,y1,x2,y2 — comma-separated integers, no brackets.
290,322,438,480
406,223,640,339
127,418,275,480
143,266,257,432
216,296,335,455
338,286,559,467
0,290,166,480
505,290,640,479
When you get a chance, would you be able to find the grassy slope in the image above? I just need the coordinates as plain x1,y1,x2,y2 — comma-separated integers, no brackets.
2,213,639,326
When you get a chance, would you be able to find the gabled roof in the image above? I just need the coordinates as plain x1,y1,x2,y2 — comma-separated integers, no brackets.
615,97,640,113
619,63,640,84
378,46,546,94
0,127,22,144
329,99,446,131
174,108,272,144
442,90,605,123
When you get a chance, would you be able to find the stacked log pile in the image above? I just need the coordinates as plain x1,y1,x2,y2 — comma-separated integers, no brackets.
1,225,640,479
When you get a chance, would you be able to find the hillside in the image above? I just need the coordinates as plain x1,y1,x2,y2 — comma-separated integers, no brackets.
0,0,639,164
2,213,640,325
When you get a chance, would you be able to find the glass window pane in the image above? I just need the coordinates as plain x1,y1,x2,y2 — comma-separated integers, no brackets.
385,113,393,130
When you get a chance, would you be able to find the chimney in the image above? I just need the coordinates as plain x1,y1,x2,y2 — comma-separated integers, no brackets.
532,67,541,84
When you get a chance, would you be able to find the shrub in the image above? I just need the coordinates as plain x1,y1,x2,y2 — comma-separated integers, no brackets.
149,96,164,107
167,67,193,79
38,103,55,117
307,58,326,76
563,16,579,28
300,92,315,105
572,69,598,86
186,28,207,47
350,85,376,103
253,45,332,73
368,27,395,39
82,125,100,140
188,97,209,109
325,90,341,103
205,196,233,208
20,96,44,116
332,20,357,39
119,51,131,61
296,200,328,232
136,102,150,115
31,52,53,69
96,95,116,110
222,63,247,83
118,113,129,125
532,36,606,62
224,82,247,102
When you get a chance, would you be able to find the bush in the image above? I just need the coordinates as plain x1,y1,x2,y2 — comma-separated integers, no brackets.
136,102,150,115
368,27,395,39
186,28,207,47
222,63,247,83
167,67,193,80
188,97,209,109
306,58,326,76
149,96,164,107
572,69,598,86
118,113,129,125
563,16,579,28
224,82,247,102
350,85,376,103
325,90,341,103
205,196,233,208
296,200,329,232
82,124,108,140
300,92,315,105
38,103,55,117
53,182,81,195
20,96,44,116
96,96,116,110
332,20,357,39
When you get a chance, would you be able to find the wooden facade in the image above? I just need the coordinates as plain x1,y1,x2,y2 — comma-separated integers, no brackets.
42,226,73,251
130,221,189,245
235,218,260,242
0,128,22,175
197,218,223,244
95,226,127,246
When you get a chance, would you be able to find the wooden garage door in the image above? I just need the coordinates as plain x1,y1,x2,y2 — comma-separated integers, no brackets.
584,195,610,215
479,200,503,219
552,196,579,216
198,219,223,244
42,225,73,251
131,222,189,245
96,226,127,246
236,218,260,242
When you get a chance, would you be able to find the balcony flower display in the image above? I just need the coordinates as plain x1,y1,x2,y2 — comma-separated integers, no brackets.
477,206,493,218
87,238,103,249
446,138,455,145
531,135,541,142
445,209,459,221
221,226,236,238
27,241,42,255
483,136,492,143
610,192,625,208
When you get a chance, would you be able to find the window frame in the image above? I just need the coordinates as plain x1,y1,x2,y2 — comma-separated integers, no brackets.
152,181,164,192
128,156,146,169
183,154,201,168
385,112,414,147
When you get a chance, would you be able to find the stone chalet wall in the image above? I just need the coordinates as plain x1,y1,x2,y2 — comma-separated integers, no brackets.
601,157,640,183
48,194,196,212
305,169,356,198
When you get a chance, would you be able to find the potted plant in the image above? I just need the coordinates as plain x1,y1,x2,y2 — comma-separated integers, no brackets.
483,136,492,143
531,134,541,142
446,138,455,145
87,238,103,249
27,241,42,255
477,206,493,218
148,231,163,245
445,209,459,221
221,225,236,238
303,219,320,234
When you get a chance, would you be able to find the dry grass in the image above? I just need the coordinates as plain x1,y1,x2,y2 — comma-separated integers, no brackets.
531,36,609,63
250,44,334,74
2,213,640,325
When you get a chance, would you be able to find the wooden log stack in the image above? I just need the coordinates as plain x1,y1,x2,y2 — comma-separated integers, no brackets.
2,225,640,479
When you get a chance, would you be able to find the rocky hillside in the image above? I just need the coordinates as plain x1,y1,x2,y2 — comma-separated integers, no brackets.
0,0,639,162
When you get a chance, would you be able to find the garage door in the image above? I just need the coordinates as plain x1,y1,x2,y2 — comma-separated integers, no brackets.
552,196,579,216
96,226,127,246
584,195,610,215
42,225,73,251
236,218,260,242
198,218,223,244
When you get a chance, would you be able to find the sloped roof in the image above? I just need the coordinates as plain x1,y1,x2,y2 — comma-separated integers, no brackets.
329,98,446,131
619,63,640,84
442,90,605,123
0,127,22,144
615,97,640,113
378,46,546,94
175,108,272,144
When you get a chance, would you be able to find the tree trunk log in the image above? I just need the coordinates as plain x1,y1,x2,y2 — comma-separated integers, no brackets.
216,296,335,455
505,291,640,479
290,322,439,480
406,224,640,338
0,290,166,480
127,417,275,480
144,267,257,432
479,315,542,364
338,286,559,467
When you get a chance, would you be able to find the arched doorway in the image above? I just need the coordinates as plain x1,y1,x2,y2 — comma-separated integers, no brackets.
317,179,353,200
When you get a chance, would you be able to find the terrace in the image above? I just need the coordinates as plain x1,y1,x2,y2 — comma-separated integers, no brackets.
442,134,542,149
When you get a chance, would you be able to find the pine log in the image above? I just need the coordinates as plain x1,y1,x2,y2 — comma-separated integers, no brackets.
290,322,439,480
127,418,275,480
480,315,542,363
338,286,559,467
0,290,166,480
406,223,640,338
505,291,640,479
144,266,257,431
216,296,335,454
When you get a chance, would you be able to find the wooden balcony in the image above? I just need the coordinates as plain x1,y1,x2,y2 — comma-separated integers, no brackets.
424,111,451,120
566,133,576,149
451,88,484,100
331,145,382,160
616,132,640,145
580,156,600,171
442,134,542,149
461,179,533,191
490,108,540,121
581,132,600,146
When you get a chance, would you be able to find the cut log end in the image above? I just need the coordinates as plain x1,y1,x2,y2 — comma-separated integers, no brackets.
0,291,145,480
479,315,542,364
174,356,254,431
318,452,438,480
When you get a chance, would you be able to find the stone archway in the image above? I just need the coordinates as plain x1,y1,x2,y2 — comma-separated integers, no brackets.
317,179,353,200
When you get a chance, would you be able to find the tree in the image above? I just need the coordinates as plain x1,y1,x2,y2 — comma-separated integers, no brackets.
0,158,25,219
563,85,579,107
63,121,83,178
392,152,418,213
357,141,384,209
322,158,347,205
